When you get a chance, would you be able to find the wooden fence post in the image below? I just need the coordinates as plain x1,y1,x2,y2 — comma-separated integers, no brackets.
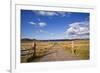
71,41,74,54
32,41,36,57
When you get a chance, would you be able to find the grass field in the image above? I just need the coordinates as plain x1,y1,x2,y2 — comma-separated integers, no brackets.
21,39,89,63
58,40,89,59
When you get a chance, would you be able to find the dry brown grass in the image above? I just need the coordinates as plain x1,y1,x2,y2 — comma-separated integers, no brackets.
35,42,53,56
59,40,89,59
21,40,89,62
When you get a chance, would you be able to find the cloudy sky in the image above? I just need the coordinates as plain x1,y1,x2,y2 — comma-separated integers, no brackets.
21,10,89,40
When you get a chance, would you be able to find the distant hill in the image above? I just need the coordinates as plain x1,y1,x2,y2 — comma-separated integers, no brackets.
21,38,89,42
21,38,36,42
38,39,89,42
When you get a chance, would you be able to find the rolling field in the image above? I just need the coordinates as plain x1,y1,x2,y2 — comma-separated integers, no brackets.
21,39,89,63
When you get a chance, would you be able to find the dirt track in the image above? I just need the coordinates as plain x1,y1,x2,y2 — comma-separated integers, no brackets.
33,43,81,62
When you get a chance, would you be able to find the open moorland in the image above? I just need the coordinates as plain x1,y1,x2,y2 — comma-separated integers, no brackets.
21,39,89,63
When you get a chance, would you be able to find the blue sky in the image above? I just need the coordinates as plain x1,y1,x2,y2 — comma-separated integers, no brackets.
21,10,89,40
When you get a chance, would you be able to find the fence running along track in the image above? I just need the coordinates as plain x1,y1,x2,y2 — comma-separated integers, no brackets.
21,49,35,56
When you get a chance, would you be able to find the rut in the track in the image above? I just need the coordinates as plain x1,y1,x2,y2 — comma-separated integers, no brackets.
32,43,81,62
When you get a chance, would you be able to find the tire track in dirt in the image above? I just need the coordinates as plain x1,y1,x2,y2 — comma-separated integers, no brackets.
36,43,81,62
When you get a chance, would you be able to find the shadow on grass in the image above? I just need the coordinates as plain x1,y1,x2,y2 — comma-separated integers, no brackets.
27,43,58,62
27,51,57,62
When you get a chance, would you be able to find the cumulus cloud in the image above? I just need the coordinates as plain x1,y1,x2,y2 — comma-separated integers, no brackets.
58,12,72,17
35,11,72,17
65,21,89,39
29,21,47,27
38,22,47,27
29,21,36,25
36,11,58,16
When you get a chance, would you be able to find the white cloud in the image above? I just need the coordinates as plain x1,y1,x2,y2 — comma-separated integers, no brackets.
35,11,72,17
29,21,47,27
37,11,58,16
29,21,36,25
38,22,47,27
33,11,73,18
58,12,72,17
65,21,89,39
77,27,89,35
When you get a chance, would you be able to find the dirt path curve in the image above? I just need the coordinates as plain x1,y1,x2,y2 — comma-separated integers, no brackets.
35,43,81,62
